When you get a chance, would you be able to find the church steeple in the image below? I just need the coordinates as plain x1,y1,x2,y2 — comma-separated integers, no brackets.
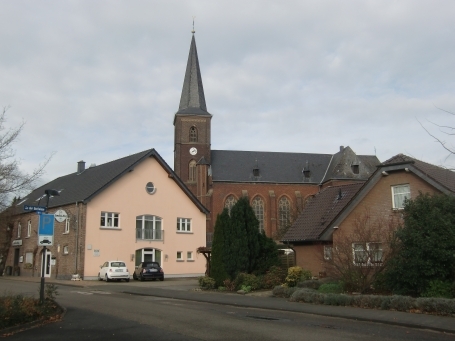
177,33,210,115
174,32,212,188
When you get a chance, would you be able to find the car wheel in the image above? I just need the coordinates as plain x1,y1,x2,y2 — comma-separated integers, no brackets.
133,272,137,280
98,273,102,281
105,274,111,282
125,278,130,282
151,278,156,281
140,274,144,282
159,277,164,281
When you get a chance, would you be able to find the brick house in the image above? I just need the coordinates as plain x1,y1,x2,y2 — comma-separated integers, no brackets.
281,154,455,276
4,148,209,280
173,33,380,243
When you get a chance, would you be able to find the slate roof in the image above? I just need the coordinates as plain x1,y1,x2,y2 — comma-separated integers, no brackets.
282,183,364,242
15,149,209,214
176,34,210,116
381,154,455,192
210,147,380,184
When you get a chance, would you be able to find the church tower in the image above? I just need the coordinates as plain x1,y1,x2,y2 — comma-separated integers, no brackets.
174,32,212,196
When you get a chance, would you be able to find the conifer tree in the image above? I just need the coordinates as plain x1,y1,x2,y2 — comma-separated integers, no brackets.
210,209,230,286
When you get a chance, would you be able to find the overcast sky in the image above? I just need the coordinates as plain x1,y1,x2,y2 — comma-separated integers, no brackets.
1,1,454,190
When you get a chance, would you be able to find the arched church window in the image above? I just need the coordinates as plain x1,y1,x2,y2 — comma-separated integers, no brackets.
224,195,237,216
189,160,197,182
278,196,291,230
189,126,198,142
252,196,265,233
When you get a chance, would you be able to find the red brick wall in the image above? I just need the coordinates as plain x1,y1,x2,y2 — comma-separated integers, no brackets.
5,203,87,279
208,182,321,237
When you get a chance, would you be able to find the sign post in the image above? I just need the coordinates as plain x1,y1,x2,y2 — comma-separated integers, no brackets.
39,189,59,305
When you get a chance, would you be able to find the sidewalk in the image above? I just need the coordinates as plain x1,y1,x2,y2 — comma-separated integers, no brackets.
2,276,454,335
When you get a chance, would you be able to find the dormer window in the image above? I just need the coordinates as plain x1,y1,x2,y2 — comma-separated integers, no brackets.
351,164,359,174
253,168,260,177
303,169,311,178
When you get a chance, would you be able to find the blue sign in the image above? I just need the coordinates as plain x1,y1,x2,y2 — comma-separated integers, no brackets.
39,214,54,235
24,205,46,212
38,214,54,246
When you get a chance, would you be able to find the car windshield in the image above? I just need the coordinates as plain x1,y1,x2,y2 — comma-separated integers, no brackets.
144,263,159,268
111,262,126,267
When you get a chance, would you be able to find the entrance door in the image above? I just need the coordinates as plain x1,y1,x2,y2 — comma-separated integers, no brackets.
40,250,51,278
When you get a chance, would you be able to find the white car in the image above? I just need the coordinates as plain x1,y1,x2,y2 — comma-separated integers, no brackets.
98,261,130,282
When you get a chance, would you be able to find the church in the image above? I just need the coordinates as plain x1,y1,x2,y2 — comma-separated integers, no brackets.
173,33,380,245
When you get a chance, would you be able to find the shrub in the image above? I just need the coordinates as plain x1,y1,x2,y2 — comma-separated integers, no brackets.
262,266,287,289
0,293,60,330
285,266,312,287
290,288,324,304
198,276,216,290
389,295,415,312
240,285,252,293
223,279,236,291
416,297,455,316
272,285,298,298
234,273,261,291
297,279,321,290
421,280,453,299
318,282,344,294
323,293,353,306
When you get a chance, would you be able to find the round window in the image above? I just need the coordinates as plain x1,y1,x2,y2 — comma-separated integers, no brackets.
146,182,156,194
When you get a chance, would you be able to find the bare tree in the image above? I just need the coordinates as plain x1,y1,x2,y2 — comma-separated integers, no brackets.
0,107,52,209
321,211,399,293
418,107,454,163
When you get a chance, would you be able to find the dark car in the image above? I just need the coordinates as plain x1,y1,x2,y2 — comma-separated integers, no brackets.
133,262,164,281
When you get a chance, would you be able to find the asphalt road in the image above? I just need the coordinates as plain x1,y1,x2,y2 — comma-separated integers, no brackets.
1,280,453,341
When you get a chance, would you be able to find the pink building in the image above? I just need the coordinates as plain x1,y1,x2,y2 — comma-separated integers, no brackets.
5,149,209,280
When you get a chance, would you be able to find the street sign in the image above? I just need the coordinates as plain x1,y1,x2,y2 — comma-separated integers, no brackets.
38,213,55,246
24,205,46,212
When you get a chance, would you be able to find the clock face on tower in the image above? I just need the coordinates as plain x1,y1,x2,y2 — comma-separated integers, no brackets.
189,147,198,156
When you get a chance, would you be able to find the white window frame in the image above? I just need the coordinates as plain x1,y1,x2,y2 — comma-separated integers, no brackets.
177,218,191,232
100,212,120,229
323,245,332,260
136,215,162,240
25,252,33,264
17,223,21,238
187,251,193,261
176,251,183,261
64,218,70,234
63,246,69,255
252,196,265,234
352,242,383,265
27,220,31,238
392,184,410,210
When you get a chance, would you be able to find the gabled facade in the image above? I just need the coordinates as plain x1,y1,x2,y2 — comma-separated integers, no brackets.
173,33,380,242
282,154,455,276
4,149,209,280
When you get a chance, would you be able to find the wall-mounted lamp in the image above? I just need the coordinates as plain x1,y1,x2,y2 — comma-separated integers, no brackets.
130,254,134,261
405,168,410,172
382,171,389,176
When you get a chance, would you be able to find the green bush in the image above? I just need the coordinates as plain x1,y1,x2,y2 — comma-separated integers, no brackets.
198,276,216,290
421,280,453,299
234,273,261,291
416,297,455,316
297,279,321,290
272,285,298,298
318,282,344,294
240,285,252,293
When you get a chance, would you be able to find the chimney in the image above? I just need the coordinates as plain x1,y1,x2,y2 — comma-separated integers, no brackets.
77,160,86,174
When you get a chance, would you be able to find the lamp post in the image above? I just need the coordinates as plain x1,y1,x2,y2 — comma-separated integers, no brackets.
39,189,59,305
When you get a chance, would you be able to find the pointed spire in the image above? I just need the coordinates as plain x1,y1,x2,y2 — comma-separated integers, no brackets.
177,33,210,115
